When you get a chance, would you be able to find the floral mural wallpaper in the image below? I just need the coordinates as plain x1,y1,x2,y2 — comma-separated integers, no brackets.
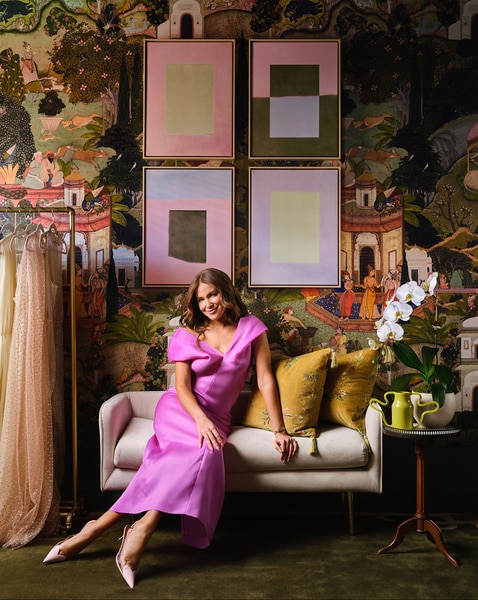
2,0,478,504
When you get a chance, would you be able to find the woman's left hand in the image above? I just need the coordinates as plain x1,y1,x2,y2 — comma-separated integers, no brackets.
274,432,298,463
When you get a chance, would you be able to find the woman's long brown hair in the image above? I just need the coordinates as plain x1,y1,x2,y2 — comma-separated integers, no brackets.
180,268,248,335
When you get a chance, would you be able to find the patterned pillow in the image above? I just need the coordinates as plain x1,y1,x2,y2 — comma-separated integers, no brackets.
242,348,332,440
319,347,378,436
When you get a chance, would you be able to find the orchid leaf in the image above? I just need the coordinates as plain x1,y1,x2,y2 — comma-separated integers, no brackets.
391,341,421,370
390,372,418,392
430,381,446,408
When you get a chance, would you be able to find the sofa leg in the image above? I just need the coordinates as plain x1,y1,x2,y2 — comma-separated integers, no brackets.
342,491,355,535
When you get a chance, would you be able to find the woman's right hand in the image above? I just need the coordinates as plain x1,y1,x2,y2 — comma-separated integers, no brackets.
195,413,225,451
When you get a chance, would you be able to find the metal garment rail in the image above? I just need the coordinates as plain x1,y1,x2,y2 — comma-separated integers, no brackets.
1,206,79,530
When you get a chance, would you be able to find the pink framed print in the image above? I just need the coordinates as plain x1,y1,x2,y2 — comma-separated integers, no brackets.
144,40,235,159
143,167,234,287
249,39,340,159
249,167,340,287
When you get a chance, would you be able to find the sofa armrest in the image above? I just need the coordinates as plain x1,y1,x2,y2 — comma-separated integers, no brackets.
363,402,383,493
98,391,161,491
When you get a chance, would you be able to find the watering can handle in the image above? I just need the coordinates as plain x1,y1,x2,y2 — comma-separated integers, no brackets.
369,397,391,427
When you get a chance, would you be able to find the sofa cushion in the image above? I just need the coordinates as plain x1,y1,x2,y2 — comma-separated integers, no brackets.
113,417,154,470
242,348,332,438
319,347,377,437
225,423,369,472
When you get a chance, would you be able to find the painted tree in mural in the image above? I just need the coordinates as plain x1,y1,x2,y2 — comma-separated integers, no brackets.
0,93,36,179
130,46,142,136
145,0,169,26
48,21,136,128
0,54,25,103
250,0,282,33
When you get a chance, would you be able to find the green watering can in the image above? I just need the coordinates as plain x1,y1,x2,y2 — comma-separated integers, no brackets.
369,391,439,430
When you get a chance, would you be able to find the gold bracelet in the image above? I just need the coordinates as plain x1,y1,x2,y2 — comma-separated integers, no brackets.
273,427,287,434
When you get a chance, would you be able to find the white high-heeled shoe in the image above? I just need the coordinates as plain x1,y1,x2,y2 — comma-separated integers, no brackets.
43,520,96,565
116,523,136,589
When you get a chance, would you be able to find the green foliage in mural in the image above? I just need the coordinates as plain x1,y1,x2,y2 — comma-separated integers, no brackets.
49,25,137,111
146,0,170,26
390,126,444,196
103,305,159,345
96,124,146,195
144,327,169,391
242,288,304,346
81,116,107,150
130,46,143,136
44,7,77,37
38,90,65,116
0,54,25,103
250,0,282,33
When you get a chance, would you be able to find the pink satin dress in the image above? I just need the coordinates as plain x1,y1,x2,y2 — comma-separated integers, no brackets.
110,314,267,548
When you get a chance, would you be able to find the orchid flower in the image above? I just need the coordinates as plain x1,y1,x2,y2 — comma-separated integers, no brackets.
383,300,413,323
395,280,426,305
422,272,438,296
376,319,404,343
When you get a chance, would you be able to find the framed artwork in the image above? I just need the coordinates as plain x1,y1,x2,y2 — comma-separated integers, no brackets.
249,39,340,159
143,167,234,287
144,40,235,159
249,167,340,287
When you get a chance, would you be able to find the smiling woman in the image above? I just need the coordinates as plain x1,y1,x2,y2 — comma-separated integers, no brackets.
43,268,297,589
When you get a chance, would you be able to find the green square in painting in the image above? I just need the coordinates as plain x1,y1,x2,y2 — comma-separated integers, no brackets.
270,65,319,97
168,210,206,263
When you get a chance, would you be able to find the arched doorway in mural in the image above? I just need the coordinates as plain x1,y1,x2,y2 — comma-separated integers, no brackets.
471,13,478,42
181,14,193,38
359,246,375,286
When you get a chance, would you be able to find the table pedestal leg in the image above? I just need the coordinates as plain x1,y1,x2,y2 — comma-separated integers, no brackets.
378,440,458,566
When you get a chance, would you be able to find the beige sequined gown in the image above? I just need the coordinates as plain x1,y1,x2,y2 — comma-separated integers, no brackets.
0,229,64,548
0,233,17,429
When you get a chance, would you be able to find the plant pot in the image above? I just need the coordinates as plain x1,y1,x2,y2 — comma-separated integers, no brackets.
411,392,456,429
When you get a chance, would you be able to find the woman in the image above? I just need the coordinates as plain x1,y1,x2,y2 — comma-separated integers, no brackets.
43,268,297,587
360,266,379,320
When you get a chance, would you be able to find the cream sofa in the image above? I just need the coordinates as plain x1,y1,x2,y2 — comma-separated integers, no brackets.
99,388,383,535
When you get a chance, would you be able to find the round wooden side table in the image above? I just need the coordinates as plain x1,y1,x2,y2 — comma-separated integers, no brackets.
379,425,460,566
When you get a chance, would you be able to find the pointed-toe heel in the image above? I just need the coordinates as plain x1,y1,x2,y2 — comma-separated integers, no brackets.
116,523,136,589
119,563,135,589
43,542,69,564
42,520,96,565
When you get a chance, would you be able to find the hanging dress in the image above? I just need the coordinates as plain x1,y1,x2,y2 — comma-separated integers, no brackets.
0,230,57,548
111,314,267,549
0,233,17,429
43,226,65,536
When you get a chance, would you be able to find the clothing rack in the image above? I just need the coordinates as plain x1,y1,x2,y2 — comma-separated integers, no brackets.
1,206,79,531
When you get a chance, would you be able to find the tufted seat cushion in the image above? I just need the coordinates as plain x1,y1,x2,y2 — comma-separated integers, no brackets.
225,423,369,472
112,417,369,474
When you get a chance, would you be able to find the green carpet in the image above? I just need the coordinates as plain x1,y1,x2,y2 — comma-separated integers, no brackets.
1,510,477,600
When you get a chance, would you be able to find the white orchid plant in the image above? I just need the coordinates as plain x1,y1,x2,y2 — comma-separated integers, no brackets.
370,273,458,408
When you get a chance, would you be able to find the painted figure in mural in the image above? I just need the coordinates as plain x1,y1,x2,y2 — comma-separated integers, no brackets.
329,325,347,354
75,266,88,319
339,271,355,320
20,42,38,83
439,273,449,289
281,306,306,342
381,270,398,313
88,269,106,319
21,151,43,189
40,150,64,188
360,265,379,320
43,268,298,588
